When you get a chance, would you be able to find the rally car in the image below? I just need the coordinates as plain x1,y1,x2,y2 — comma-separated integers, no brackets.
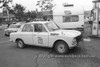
10,21,82,54
4,24,21,36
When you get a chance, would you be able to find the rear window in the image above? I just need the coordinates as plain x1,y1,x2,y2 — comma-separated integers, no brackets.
63,15,79,22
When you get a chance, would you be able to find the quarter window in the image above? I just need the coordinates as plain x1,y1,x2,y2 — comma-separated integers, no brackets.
63,15,79,22
34,24,47,32
22,24,33,32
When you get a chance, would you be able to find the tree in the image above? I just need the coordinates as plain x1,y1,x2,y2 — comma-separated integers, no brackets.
8,4,37,22
13,4,25,21
9,9,15,14
36,0,55,11
25,11,37,21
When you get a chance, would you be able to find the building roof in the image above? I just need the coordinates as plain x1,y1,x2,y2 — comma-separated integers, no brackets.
0,13,15,18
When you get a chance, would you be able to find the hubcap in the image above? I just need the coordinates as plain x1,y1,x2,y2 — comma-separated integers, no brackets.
18,41,23,47
57,44,65,53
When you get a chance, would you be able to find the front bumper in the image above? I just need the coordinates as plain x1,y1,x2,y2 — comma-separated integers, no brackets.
69,43,78,49
69,35,83,49
76,34,83,43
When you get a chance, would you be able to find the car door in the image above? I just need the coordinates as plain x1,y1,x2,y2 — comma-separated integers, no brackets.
33,23,49,47
20,24,34,45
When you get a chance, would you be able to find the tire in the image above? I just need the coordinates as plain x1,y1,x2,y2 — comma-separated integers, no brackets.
4,34,8,36
4,34,9,37
4,32,10,37
54,41,69,54
16,39,25,49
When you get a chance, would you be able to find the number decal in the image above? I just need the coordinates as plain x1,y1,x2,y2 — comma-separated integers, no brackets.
38,37,43,44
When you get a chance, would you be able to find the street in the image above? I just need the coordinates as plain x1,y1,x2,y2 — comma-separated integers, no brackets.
0,25,100,67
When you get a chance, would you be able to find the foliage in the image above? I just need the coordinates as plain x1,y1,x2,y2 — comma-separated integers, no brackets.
24,11,37,21
9,4,37,22
13,4,25,21
36,0,55,11
1,2,42,22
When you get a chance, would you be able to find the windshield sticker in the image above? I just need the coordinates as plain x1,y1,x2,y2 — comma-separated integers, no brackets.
38,37,43,44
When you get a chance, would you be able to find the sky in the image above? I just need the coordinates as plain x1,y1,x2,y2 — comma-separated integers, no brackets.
13,0,93,11
0,0,94,12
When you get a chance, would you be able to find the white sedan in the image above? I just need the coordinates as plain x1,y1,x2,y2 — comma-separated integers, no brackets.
10,21,82,54
4,24,21,36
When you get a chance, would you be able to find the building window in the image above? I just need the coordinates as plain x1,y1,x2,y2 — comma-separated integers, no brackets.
63,15,79,22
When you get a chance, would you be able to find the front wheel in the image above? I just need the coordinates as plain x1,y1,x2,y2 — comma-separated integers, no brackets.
16,39,25,49
54,41,69,54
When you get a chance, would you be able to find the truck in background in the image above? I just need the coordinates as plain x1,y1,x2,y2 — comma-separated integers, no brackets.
52,4,84,31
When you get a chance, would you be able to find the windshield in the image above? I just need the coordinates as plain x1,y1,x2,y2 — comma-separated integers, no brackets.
45,22,60,31
9,24,21,28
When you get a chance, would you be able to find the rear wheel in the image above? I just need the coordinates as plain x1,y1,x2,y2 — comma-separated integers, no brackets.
16,39,25,49
4,34,8,36
4,32,10,37
4,34,9,37
54,41,69,54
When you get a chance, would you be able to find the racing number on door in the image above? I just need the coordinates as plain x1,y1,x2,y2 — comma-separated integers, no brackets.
38,37,43,44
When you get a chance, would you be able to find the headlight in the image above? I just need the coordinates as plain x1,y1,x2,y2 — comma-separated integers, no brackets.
72,38,77,46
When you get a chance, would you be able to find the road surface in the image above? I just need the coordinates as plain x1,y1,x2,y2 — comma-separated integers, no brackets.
0,25,100,67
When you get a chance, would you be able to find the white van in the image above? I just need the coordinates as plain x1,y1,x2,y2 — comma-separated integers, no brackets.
53,5,84,31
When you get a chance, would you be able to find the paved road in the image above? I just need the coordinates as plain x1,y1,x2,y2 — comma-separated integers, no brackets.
0,26,100,67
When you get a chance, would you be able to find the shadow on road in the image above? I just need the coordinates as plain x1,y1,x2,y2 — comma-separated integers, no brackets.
14,44,88,56
88,36,100,40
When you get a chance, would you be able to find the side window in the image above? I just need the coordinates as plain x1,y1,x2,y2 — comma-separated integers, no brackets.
63,15,79,22
34,24,47,32
22,24,33,32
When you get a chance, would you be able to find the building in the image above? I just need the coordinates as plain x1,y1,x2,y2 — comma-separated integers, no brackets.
42,10,53,21
0,13,15,24
84,11,91,18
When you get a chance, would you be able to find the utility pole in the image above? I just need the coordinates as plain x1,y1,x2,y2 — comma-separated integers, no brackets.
92,0,100,36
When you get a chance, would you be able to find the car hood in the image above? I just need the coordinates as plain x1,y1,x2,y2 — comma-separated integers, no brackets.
50,30,81,37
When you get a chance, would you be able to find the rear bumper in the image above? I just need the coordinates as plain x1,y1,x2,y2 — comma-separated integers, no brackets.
10,38,15,42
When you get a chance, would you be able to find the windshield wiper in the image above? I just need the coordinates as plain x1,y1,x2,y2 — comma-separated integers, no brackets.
52,28,59,31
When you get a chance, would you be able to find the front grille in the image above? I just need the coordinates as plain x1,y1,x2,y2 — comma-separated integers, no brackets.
76,35,82,43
